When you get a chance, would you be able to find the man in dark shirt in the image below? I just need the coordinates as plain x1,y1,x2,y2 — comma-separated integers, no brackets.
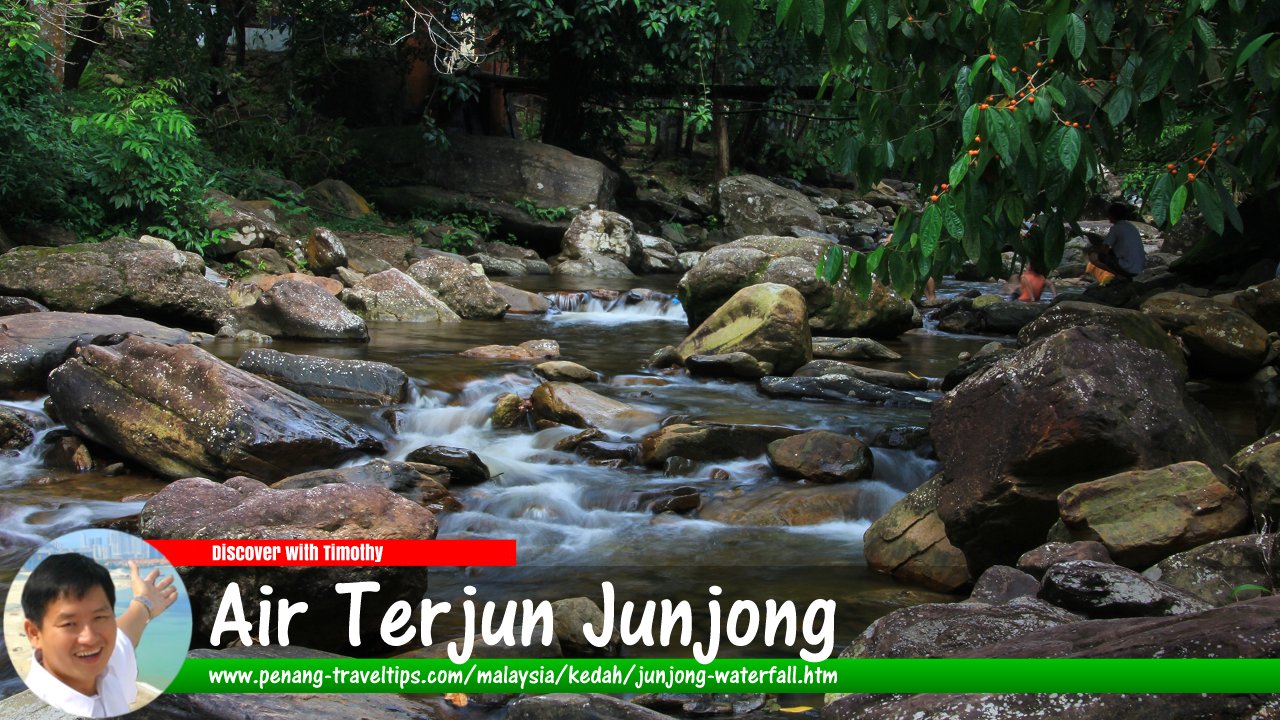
1092,202,1146,278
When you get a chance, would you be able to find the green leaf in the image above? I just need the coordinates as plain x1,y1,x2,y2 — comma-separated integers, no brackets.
1231,584,1273,599
969,55,989,84
949,153,969,188
1148,173,1174,226
1066,14,1086,59
851,262,873,298
1169,184,1189,226
866,245,886,272
1105,87,1134,125
1193,177,1224,235
715,0,755,43
970,0,988,14
821,244,845,283
1059,127,1081,170
801,0,824,35
1213,174,1245,233
1235,32,1275,69
942,202,965,239
994,6,1022,58
920,204,942,254
962,104,979,144
889,251,916,297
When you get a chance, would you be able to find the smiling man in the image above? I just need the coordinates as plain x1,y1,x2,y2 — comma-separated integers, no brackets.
21,553,178,717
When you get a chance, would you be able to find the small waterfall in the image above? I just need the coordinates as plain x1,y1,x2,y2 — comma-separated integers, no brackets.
0,399,56,487
541,289,687,324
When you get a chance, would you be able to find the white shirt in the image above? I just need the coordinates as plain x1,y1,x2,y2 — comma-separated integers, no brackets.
25,627,138,718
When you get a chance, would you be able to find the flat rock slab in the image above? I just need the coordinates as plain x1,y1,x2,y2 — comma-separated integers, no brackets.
1039,559,1211,617
794,359,932,390
759,374,926,406
811,336,901,361
639,422,802,466
0,311,192,393
530,382,660,433
237,348,410,405
48,336,383,481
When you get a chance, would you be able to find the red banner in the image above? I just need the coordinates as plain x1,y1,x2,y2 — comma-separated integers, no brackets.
147,540,516,567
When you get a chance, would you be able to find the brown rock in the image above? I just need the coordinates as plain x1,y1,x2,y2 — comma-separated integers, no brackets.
863,475,972,593
766,430,873,483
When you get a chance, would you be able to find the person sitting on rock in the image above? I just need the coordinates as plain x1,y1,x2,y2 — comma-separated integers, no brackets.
1016,259,1056,302
1089,202,1146,278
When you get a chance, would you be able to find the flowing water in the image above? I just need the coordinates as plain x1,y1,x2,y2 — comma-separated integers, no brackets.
0,275,1255,688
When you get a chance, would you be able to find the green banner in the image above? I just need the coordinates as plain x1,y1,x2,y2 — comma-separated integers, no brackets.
167,658,1280,694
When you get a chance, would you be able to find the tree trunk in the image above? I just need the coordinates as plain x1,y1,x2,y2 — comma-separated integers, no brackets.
398,0,437,123
62,0,111,90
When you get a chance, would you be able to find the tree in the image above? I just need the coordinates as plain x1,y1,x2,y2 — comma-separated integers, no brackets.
716,0,1279,294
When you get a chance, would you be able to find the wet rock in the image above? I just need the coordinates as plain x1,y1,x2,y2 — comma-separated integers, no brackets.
559,210,642,270
48,336,383,481
1141,291,1269,378
553,254,636,277
339,232,414,272
939,348,1015,392
304,227,348,275
0,405,49,452
633,694,766,717
970,565,1040,604
44,433,93,472
699,483,878,526
237,279,368,341
252,272,343,296
534,360,598,382
270,459,457,511
647,345,683,369
811,336,901,361
0,311,192,393
340,268,461,322
677,237,915,338
468,253,527,277
675,283,811,375
461,339,561,361
1017,300,1187,376
932,327,1229,573
1052,462,1249,569
716,174,826,239
405,445,491,485
758,374,924,405
493,283,552,314
979,301,1046,334
843,597,1081,658
491,393,527,429
554,428,604,452
863,475,972,593
304,179,372,220
685,352,773,379
1039,560,1212,618
1232,278,1280,332
236,348,409,405
766,430,873,483
793,360,931,391
0,239,230,330
1016,541,1114,579
407,255,508,319
506,693,672,720
530,382,660,432
140,477,433,655
234,248,289,276
869,425,933,455
1145,534,1280,607
552,597,618,657
642,486,701,513
1226,432,1280,525
639,422,801,466
0,296,50,315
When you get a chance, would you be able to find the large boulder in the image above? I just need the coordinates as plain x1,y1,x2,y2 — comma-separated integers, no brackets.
1145,534,1280,607
766,430,873,483
236,348,410,405
676,237,914,337
1233,278,1280,332
236,279,368,341
353,129,619,209
407,256,508,319
304,227,348,275
715,174,826,239
1141,292,1270,378
932,326,1229,573
0,312,191,393
304,179,373,220
843,597,1081,658
674,283,812,376
0,239,230,330
139,477,433,655
1039,560,1212,618
203,190,288,257
530,382,660,433
1227,432,1280,525
338,232,418,272
1017,300,1188,376
270,459,455,511
47,336,384,481
1051,462,1249,569
559,210,642,270
0,405,49,453
863,475,973,593
340,268,461,323
638,422,801,466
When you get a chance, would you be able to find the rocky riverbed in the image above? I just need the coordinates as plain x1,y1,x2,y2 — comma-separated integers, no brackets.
2,169,1279,719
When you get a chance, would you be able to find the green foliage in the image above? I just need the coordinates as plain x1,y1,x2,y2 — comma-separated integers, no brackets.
514,198,570,221
761,0,1280,295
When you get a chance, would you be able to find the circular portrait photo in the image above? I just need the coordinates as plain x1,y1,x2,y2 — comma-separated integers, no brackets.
4,529,192,718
